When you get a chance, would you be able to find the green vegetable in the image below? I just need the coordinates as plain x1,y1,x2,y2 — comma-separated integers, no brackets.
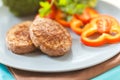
39,0,55,17
39,0,97,17
2,0,42,17
39,1,51,17
55,0,97,15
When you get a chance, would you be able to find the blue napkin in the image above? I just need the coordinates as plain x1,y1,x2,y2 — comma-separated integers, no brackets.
91,65,120,80
0,64,15,80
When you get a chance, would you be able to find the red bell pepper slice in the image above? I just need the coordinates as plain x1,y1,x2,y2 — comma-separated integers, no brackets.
55,10,70,27
70,16,84,35
81,15,120,47
75,7,99,25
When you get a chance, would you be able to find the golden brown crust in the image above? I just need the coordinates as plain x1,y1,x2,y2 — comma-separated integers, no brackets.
6,21,36,54
30,18,72,56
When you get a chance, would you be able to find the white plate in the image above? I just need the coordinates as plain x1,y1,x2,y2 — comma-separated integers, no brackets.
0,1,120,72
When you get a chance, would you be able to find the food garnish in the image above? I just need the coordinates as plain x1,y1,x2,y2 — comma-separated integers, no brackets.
38,0,120,47
38,0,98,28
70,7,99,35
81,15,120,47
39,0,97,17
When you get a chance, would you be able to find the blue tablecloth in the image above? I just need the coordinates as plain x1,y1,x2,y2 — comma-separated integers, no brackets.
92,65,120,80
1,63,120,80
0,64,15,80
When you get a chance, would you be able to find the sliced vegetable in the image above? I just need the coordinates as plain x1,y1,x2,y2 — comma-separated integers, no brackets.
81,15,120,47
38,0,98,28
70,7,99,35
55,10,70,27
70,16,84,35
75,7,99,25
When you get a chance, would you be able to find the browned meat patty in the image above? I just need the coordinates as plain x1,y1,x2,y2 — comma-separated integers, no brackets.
6,21,36,54
30,18,72,56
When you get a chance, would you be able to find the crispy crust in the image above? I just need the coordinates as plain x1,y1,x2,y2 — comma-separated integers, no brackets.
6,21,36,54
30,18,72,56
